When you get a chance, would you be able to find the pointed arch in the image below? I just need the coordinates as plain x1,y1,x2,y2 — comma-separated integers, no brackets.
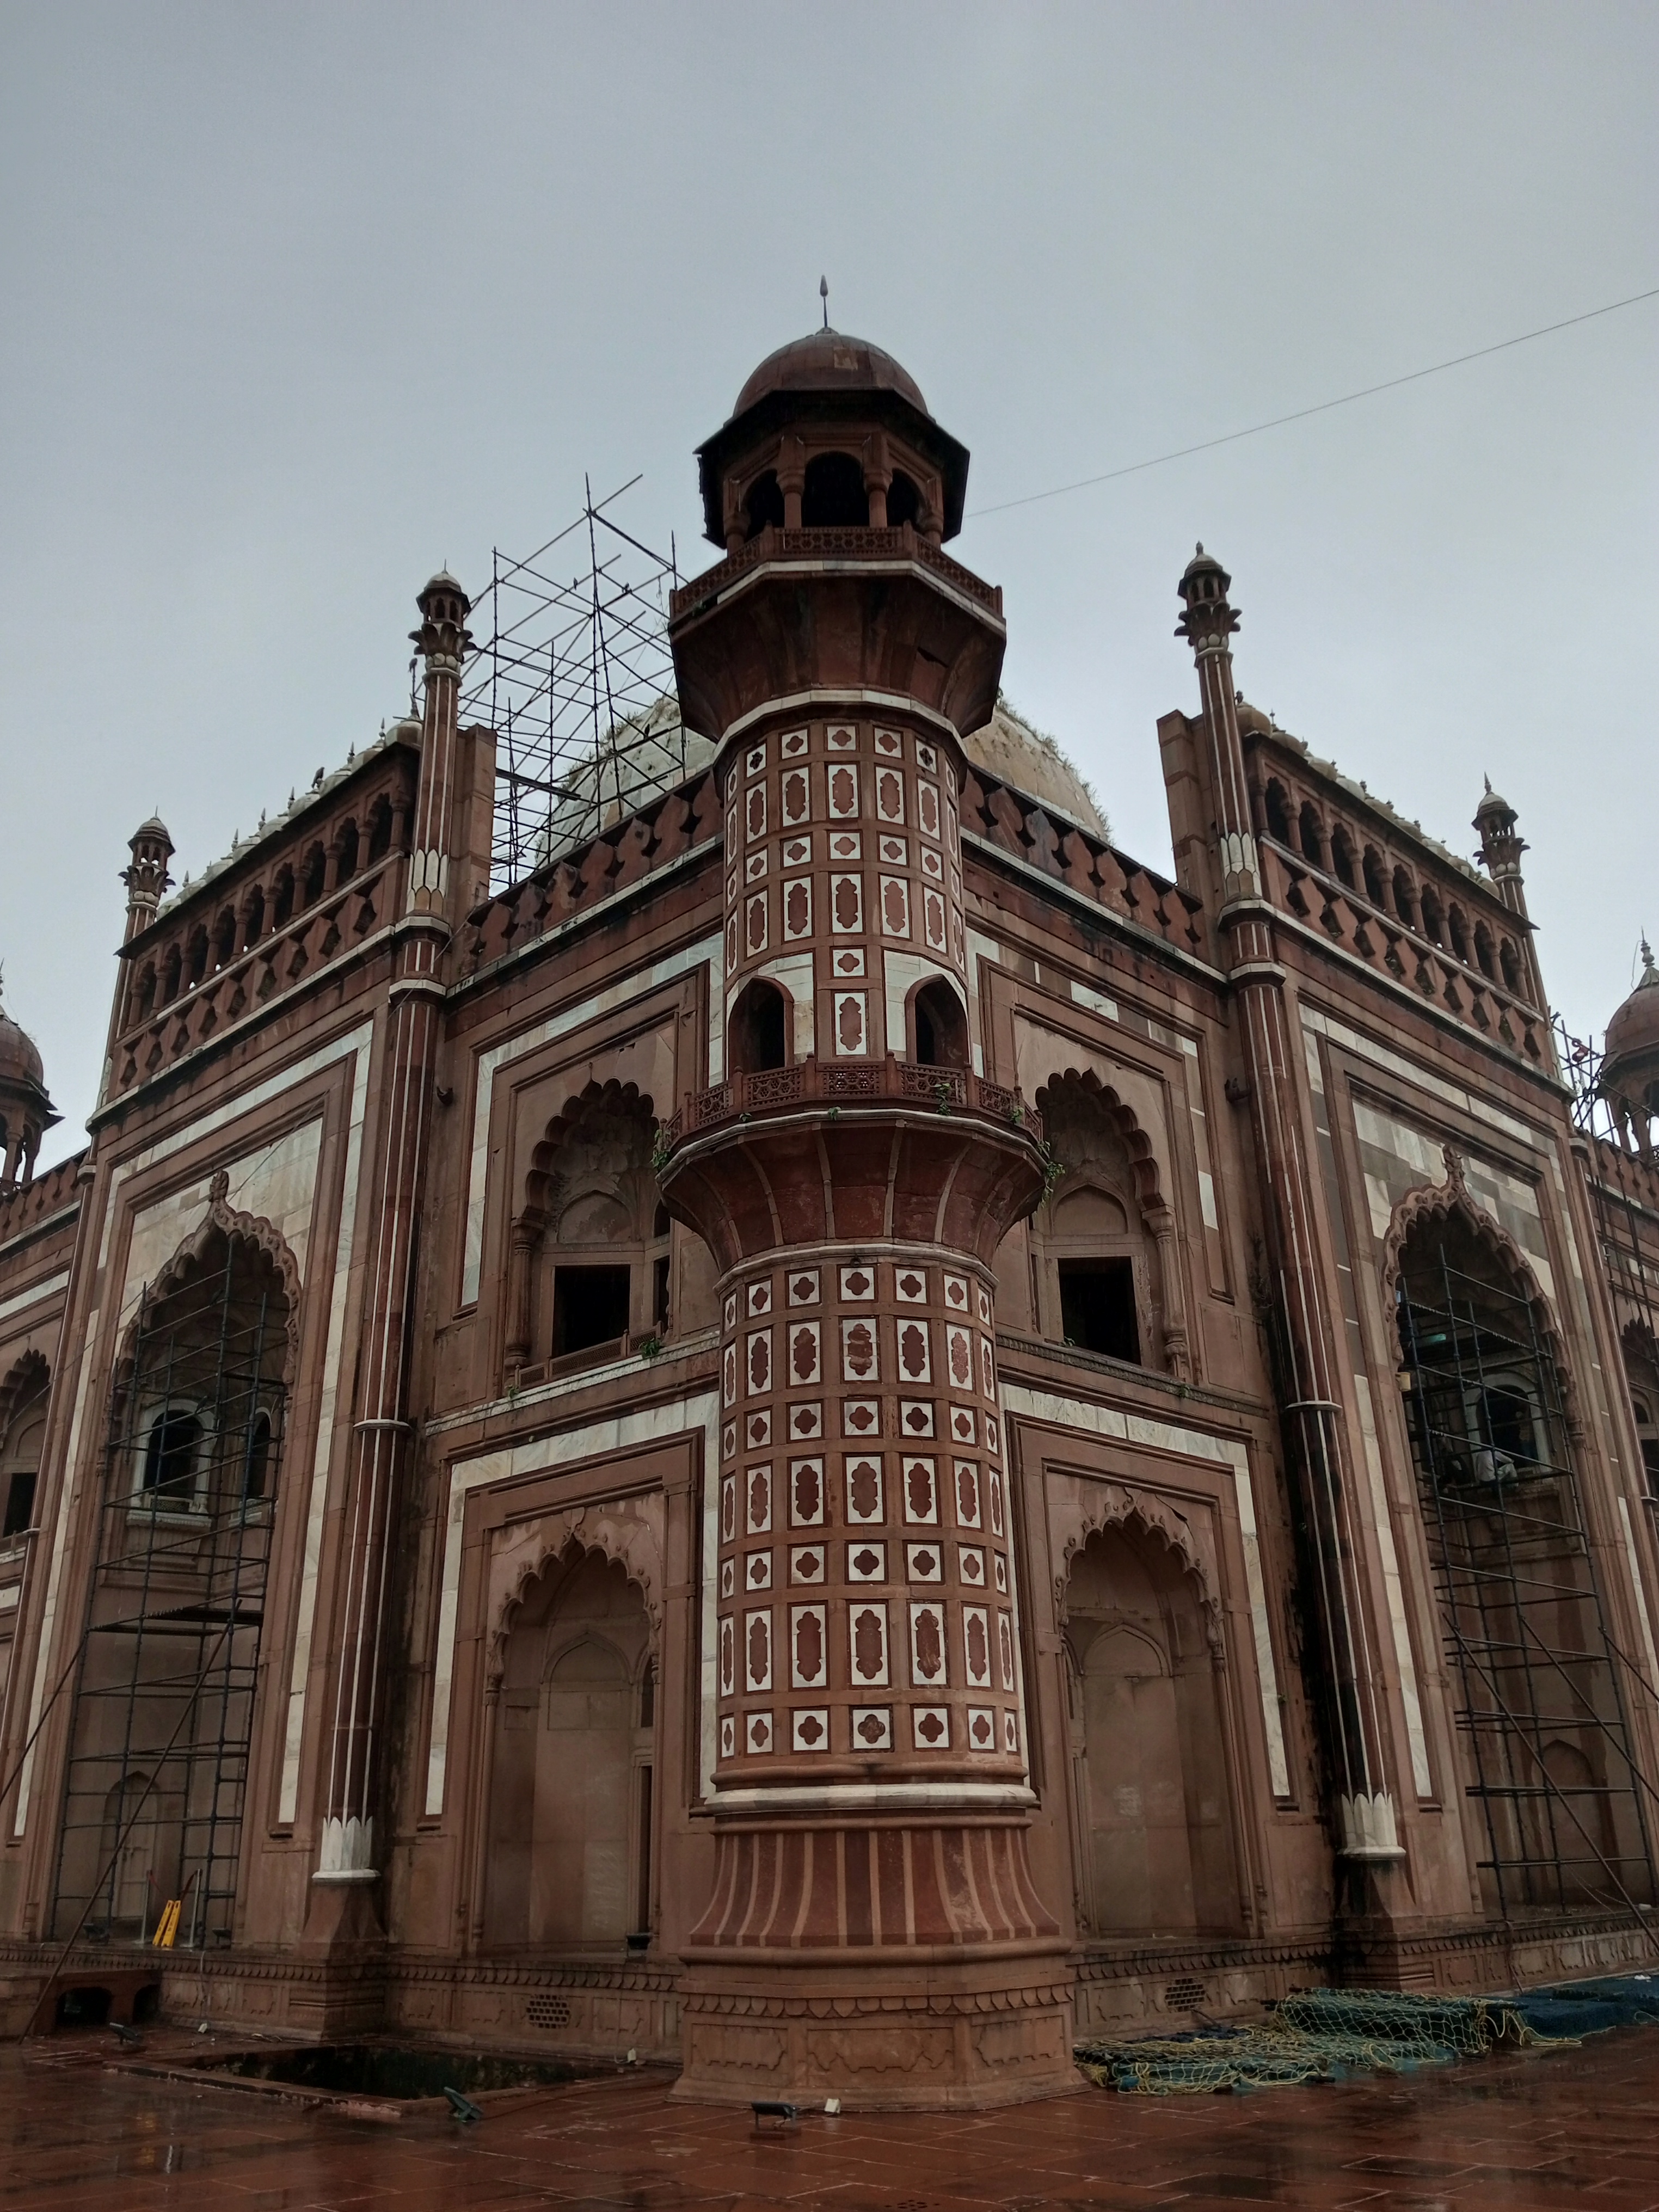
0,1348,49,1441
1053,1484,1223,1655
488,1507,664,1682
110,1168,303,1409
1029,1069,1190,1377
1380,1145,1581,1439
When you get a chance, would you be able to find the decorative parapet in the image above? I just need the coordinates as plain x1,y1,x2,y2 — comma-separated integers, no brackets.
1257,839,1551,1068
668,524,1003,622
0,1150,83,1245
658,1053,1039,1156
460,770,723,976
958,765,1209,961
109,748,420,1099
109,840,408,1097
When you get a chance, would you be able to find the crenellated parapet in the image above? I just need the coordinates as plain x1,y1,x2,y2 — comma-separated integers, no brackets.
459,767,723,974
0,1150,82,1246
1239,723,1551,1067
106,736,421,1101
958,761,1208,961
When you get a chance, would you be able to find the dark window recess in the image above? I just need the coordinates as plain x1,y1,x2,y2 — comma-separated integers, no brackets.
241,1411,273,1500
744,470,784,538
1059,1259,1140,1364
730,980,787,1072
552,1265,631,1357
1642,1439,1659,1496
914,980,968,1068
2,1469,36,1539
802,452,868,527
143,1411,202,1500
653,1255,671,1331
887,470,922,529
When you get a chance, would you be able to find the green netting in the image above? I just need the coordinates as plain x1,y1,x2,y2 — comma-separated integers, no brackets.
1077,1987,1576,2095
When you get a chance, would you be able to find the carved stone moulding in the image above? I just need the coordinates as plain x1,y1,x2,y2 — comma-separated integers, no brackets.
674,1949,1079,2109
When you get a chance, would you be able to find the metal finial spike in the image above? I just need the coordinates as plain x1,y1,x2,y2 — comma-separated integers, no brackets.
1484,773,1493,794
820,275,828,329
1195,542,1203,555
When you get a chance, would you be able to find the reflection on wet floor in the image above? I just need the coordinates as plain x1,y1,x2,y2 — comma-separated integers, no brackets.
4,2014,1659,2210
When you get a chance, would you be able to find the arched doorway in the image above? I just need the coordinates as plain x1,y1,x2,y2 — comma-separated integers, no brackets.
486,1546,656,1950
1063,1522,1238,1937
1391,1178,1656,1913
51,1205,294,1947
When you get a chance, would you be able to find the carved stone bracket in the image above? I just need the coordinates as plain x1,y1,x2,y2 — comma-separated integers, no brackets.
486,1496,666,1681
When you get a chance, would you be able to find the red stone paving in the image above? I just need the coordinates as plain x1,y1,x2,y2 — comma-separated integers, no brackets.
3,2023,1659,2211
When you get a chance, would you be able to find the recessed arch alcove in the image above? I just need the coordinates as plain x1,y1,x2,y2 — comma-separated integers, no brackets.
1060,1516,1239,1939
484,1544,657,1951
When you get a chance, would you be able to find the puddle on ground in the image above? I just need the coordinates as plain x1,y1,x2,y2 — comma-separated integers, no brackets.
200,2042,608,2103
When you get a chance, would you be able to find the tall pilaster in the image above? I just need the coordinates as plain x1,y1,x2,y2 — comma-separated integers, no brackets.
1176,545,1404,1872
659,331,1074,2108
311,572,470,1907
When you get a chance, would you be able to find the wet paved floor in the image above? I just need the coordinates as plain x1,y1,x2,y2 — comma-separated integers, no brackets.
3,2022,1658,2211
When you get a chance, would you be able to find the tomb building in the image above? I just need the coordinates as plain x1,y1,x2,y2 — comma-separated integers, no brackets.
1,330,1657,2096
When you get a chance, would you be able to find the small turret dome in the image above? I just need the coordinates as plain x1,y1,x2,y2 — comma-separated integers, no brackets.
0,1006,43,1090
732,330,931,421
1604,942,1659,1073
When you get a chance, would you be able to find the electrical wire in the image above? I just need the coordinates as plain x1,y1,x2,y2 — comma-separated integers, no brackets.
968,284,1659,520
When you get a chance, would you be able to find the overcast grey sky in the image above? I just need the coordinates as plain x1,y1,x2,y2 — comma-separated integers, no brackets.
3,2,1655,1169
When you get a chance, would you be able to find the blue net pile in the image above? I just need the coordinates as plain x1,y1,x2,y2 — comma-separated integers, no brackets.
1076,1976,1659,2095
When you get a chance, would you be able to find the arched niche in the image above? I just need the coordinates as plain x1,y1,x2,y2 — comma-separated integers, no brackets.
0,1348,49,1539
483,1542,658,1951
1059,1516,1238,1939
1025,1070,1190,1379
1620,1321,1659,1497
506,1080,674,1374
53,1178,298,1947
1385,1151,1654,1912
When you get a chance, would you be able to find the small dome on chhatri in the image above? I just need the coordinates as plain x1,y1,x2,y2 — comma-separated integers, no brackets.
0,997,44,1091
1474,776,1512,822
732,328,930,423
1604,938,1659,1073
132,814,171,845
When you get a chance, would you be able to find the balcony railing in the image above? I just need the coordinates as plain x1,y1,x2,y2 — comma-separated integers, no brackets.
657,1054,1040,1156
668,526,1004,622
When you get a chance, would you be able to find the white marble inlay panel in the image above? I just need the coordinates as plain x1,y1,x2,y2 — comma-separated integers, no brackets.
461,935,722,1306
423,1391,720,1816
1300,1006,1540,1150
0,1269,69,1331
1351,1372,1433,1798
999,1381,1291,1798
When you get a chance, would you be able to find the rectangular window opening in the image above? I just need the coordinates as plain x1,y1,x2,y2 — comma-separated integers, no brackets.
551,1265,631,1359
2,1470,36,1539
1058,1258,1140,1364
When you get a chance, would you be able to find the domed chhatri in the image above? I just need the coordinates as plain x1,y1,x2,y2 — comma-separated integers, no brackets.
0,990,56,1191
696,326,970,549
1602,940,1659,1151
0,1005,44,1091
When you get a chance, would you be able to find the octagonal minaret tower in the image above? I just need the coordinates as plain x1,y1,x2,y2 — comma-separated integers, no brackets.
659,331,1073,2109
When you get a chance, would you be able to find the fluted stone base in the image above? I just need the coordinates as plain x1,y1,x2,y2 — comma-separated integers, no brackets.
674,1815,1079,2107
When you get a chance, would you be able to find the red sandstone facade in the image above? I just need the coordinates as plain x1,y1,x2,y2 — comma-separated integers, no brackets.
1,333,1657,2103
